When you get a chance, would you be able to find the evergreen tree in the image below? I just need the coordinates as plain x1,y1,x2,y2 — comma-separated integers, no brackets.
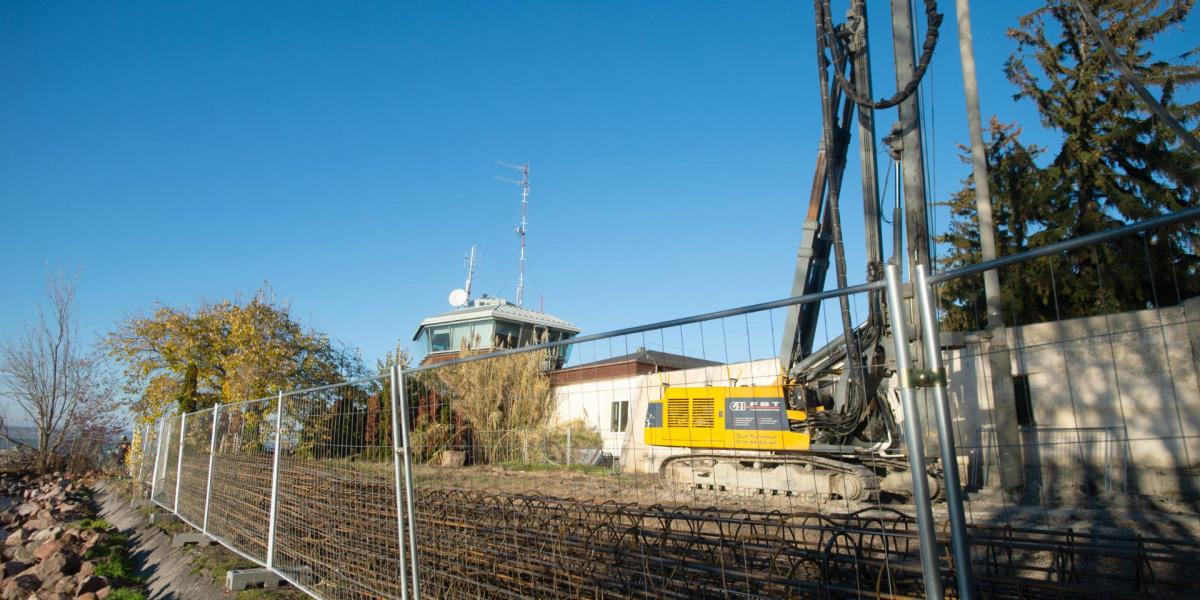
938,121,1056,330
940,0,1200,328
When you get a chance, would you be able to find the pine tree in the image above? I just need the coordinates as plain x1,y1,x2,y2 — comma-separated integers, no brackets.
938,121,1057,330
940,0,1200,328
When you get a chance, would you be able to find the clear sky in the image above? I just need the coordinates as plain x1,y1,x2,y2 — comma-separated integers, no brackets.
2,1,1195,369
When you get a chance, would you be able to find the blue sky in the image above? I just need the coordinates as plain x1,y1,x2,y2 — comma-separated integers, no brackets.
2,1,1195,370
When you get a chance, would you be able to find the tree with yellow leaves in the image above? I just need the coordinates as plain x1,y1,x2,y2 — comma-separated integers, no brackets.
106,286,363,423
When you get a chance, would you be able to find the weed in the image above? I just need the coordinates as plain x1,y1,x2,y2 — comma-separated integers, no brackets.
84,530,142,586
495,461,614,476
188,544,256,584
70,517,113,531
106,588,146,600
151,518,189,535
94,555,137,581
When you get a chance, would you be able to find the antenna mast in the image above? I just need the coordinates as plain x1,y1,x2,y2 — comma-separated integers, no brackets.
496,161,530,306
464,244,478,302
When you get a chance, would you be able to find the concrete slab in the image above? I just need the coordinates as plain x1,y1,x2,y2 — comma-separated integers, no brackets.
149,512,180,525
226,568,287,592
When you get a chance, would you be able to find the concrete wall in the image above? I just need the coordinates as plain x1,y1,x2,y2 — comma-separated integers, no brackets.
944,299,1200,496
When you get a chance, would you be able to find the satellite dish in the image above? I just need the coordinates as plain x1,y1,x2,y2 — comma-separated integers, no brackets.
448,289,469,307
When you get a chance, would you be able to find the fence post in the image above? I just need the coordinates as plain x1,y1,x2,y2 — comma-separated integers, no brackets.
266,391,284,570
389,366,411,600
136,423,150,487
884,263,943,600
142,423,153,483
174,413,186,514
203,404,220,534
151,418,165,501
914,264,977,599
396,367,422,599
566,428,572,467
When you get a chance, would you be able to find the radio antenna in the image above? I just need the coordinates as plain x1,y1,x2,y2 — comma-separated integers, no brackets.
495,161,530,306
463,244,478,302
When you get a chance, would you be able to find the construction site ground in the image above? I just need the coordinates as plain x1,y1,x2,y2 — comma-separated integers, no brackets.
414,463,1200,542
142,453,1200,597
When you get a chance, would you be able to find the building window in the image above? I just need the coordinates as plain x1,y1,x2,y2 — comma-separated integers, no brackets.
1013,375,1034,426
430,330,451,352
610,400,629,432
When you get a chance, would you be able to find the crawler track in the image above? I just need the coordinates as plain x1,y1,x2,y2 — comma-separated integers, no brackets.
661,453,881,504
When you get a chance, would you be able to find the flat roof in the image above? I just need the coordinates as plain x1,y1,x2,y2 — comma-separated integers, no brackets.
556,348,720,373
412,298,580,341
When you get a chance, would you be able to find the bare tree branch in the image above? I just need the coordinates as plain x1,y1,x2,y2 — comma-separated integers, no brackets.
0,270,118,471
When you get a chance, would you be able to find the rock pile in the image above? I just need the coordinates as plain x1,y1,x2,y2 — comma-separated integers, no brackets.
0,473,115,600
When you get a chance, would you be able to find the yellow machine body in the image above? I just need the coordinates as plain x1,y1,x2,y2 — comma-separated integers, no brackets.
644,385,811,451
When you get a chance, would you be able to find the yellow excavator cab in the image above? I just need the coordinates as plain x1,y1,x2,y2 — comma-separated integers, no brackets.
644,384,811,452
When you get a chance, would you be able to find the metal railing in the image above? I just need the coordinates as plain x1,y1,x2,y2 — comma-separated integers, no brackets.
970,425,1130,493
139,378,417,600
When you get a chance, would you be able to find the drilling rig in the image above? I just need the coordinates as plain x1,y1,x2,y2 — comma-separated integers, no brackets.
644,0,944,503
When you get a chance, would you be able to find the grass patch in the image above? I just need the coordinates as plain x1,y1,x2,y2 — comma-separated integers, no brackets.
496,461,614,475
107,589,147,600
188,544,256,585
85,531,143,586
70,517,112,531
150,517,189,535
94,555,138,581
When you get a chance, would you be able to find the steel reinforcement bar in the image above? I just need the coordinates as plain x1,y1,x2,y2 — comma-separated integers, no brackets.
156,451,1198,599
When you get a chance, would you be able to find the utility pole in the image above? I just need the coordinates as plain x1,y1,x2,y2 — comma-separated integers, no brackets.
955,0,1024,495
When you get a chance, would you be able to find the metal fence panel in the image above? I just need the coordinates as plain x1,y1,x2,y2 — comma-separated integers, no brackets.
271,377,406,599
152,415,181,508
970,425,1129,494
177,407,214,528
138,422,158,492
205,398,276,564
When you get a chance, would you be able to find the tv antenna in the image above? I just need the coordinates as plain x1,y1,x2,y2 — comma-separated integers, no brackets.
495,161,530,306
463,244,478,301
449,244,479,308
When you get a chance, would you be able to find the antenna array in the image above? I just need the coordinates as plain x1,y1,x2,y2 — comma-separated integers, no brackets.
496,161,530,306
